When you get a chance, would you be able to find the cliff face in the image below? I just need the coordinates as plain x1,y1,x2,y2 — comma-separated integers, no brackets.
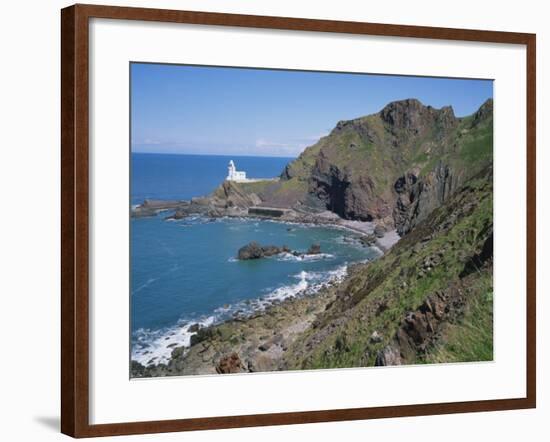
277,98,493,232
393,163,462,235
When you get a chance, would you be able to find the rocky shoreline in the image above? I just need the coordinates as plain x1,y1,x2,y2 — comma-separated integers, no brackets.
130,212,395,376
131,261,366,377
130,187,402,376
132,196,400,253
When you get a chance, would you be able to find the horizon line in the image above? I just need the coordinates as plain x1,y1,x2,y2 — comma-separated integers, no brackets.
131,151,298,159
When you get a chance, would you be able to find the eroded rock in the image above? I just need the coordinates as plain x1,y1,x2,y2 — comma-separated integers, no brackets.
375,346,402,366
216,352,246,374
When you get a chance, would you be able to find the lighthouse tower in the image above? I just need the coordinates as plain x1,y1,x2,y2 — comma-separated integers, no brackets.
226,160,247,182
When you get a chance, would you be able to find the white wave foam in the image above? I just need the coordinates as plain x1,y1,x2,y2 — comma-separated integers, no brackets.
262,270,309,304
131,315,215,366
256,265,348,308
276,252,334,262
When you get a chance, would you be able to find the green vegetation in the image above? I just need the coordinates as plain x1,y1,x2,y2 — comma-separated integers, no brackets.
283,168,493,369
425,277,493,363
458,127,493,166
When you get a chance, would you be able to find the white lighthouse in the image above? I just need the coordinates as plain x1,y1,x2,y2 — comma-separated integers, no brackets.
226,160,247,182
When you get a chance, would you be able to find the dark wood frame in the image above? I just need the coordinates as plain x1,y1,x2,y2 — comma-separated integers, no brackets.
61,3,536,438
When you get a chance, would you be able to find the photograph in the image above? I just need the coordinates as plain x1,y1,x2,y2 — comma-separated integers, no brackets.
129,64,494,378
0,0,542,439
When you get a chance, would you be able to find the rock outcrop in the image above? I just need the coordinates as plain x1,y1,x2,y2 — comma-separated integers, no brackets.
133,199,184,218
393,163,462,235
307,243,321,255
213,180,263,209
237,242,323,260
276,98,493,231
237,242,290,260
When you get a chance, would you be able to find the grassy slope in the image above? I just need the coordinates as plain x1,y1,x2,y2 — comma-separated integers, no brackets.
283,168,493,369
425,276,493,363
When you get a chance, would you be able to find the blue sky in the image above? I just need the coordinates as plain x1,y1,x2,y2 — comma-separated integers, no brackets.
131,63,493,158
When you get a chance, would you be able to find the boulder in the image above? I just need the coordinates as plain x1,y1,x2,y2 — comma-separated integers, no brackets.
168,209,187,220
190,327,215,346
373,224,386,238
171,346,186,359
307,243,322,255
369,330,383,344
262,245,290,257
187,323,200,333
360,234,377,246
216,352,245,374
375,346,402,366
237,242,264,260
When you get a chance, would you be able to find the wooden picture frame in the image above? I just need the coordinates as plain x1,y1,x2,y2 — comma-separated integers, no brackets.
61,3,536,437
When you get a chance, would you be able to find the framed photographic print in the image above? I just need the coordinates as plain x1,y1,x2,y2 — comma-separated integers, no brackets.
61,4,536,438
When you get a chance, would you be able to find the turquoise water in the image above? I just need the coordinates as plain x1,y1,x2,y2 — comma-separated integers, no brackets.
130,154,379,366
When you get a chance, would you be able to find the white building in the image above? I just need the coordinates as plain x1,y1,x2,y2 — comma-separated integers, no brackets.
226,160,247,182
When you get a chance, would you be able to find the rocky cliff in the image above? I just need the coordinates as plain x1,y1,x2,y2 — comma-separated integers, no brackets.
276,98,493,233
134,99,493,235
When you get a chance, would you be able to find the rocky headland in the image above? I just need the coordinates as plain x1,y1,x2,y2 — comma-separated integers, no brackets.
133,98,492,242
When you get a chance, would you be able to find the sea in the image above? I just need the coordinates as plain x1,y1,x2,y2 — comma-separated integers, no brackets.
131,153,380,366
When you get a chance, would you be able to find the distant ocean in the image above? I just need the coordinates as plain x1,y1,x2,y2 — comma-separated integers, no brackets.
131,153,292,205
130,153,379,366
